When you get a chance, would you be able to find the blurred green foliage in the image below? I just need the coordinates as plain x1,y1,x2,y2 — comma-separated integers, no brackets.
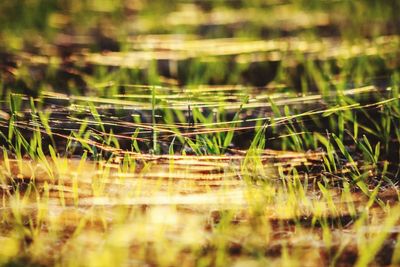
0,0,399,51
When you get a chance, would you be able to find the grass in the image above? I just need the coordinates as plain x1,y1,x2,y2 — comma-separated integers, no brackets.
0,0,400,266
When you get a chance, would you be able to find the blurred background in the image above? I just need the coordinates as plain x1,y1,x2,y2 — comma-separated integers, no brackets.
1,0,399,50
0,0,399,97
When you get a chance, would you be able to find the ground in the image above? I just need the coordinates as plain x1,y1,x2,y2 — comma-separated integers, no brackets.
0,1,400,266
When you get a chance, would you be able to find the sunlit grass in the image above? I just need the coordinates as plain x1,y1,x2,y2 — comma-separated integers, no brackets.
0,0,400,266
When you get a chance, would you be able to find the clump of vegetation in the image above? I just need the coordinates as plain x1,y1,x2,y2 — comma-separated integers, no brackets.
0,0,399,266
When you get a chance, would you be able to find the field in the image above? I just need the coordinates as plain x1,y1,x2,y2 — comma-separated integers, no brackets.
0,0,400,266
